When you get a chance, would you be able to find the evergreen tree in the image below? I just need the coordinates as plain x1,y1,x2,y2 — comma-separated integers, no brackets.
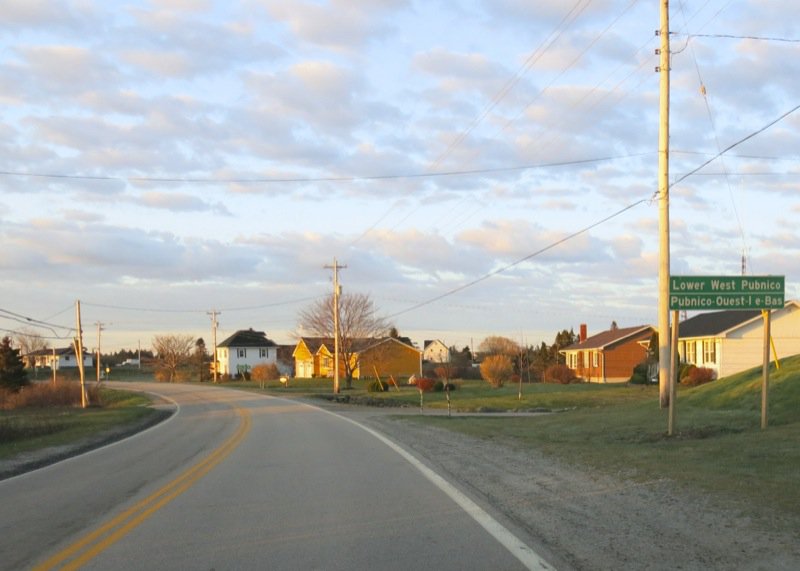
0,336,29,392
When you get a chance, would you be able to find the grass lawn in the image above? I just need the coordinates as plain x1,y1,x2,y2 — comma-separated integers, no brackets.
0,388,157,460
395,356,800,522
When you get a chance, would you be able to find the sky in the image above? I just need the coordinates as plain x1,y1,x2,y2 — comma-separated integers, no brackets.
1,0,799,354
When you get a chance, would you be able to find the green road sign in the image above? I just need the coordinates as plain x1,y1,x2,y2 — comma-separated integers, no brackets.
669,275,785,310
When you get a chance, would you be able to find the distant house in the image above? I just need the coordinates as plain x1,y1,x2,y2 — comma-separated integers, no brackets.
292,337,331,378
423,339,450,363
24,347,93,370
215,329,278,377
293,337,422,380
561,323,655,383
677,300,800,378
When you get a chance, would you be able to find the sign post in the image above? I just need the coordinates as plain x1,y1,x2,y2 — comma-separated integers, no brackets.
669,275,784,432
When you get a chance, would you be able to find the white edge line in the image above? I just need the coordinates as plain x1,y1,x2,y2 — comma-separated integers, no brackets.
310,404,555,571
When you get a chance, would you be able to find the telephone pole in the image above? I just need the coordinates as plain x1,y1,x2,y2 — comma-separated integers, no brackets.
325,258,346,393
208,310,220,382
74,300,87,408
95,322,106,384
657,0,672,409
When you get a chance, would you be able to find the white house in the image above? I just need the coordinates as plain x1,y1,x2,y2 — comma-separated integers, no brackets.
423,339,450,363
25,347,93,370
215,329,278,377
677,300,800,378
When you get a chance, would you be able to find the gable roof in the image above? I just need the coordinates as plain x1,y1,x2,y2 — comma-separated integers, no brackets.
562,325,653,352
218,329,277,348
677,309,761,338
26,347,89,357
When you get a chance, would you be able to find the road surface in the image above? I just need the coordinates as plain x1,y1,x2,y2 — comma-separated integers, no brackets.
0,383,553,570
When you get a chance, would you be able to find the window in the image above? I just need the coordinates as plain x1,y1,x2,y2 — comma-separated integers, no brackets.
685,341,697,364
592,351,599,367
238,348,246,358
260,348,268,358
702,340,716,364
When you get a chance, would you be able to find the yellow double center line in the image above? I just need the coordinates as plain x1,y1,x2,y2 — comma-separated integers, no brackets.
34,406,252,570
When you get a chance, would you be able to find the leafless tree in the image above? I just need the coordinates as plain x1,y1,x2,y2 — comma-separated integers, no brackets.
478,336,520,357
15,328,50,368
298,293,390,388
152,334,195,382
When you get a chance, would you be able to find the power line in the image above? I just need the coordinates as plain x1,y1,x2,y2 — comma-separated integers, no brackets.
81,295,322,314
687,33,800,43
670,103,800,188
0,154,652,186
386,197,648,319
0,308,74,332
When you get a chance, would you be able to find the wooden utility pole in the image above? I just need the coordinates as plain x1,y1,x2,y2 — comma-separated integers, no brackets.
325,258,346,394
668,310,679,435
208,310,220,382
74,300,87,408
95,322,105,384
761,310,771,430
657,0,672,409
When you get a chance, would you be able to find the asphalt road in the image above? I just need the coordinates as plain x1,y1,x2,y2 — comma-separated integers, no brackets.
0,383,552,570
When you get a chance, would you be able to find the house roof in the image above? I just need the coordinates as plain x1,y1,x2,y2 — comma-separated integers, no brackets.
26,347,88,357
296,336,421,356
562,325,653,352
677,309,762,338
218,329,277,348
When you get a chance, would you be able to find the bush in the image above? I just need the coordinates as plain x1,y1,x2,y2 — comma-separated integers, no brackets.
251,363,280,383
366,379,387,392
480,355,513,388
544,364,578,384
415,377,436,392
433,380,444,392
681,366,715,387
629,362,649,385
1,382,100,410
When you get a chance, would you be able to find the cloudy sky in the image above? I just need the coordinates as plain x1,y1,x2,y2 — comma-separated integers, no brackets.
2,0,798,353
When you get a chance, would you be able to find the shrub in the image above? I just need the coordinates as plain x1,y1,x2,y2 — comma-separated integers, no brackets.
251,363,280,383
415,377,436,392
366,379,387,392
629,362,649,385
544,364,578,384
681,366,715,387
1,382,100,410
677,363,695,382
480,355,513,388
433,380,444,392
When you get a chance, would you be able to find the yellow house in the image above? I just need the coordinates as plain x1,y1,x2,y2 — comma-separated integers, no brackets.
354,337,422,380
292,337,332,378
293,337,421,380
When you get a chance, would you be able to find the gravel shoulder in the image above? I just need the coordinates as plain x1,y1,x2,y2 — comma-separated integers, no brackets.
323,402,800,571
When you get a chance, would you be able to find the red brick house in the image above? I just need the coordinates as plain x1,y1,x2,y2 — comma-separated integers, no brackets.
560,323,654,383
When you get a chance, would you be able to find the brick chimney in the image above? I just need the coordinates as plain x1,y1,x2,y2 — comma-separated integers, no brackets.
580,324,587,342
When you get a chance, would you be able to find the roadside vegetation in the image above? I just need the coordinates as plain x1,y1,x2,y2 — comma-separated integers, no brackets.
400,355,800,523
0,382,158,461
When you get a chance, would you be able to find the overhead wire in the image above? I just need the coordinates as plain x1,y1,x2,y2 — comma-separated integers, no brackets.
677,0,749,270
386,197,649,319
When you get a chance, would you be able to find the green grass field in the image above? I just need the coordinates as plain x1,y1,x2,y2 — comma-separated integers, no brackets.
0,388,157,460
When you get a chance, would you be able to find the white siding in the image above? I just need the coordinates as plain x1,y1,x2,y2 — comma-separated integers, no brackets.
216,346,277,376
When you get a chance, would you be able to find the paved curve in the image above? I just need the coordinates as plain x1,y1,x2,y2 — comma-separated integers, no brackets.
0,383,552,570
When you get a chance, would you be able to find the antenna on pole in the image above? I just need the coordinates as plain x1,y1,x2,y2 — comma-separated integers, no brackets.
325,258,347,393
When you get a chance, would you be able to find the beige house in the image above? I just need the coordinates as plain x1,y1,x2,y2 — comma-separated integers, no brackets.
677,300,800,378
